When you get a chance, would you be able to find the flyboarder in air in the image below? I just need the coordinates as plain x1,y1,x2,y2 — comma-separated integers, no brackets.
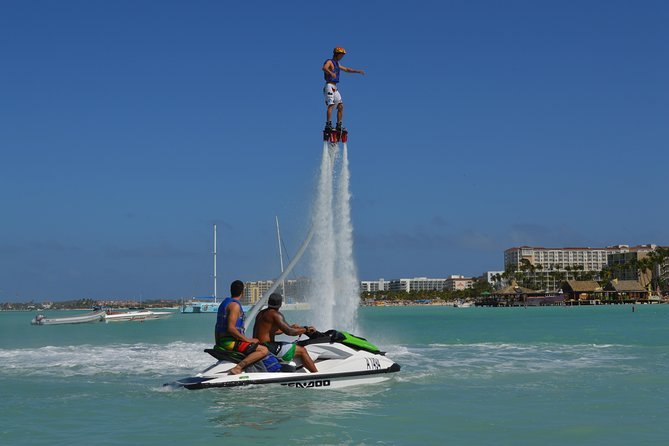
322,47,365,143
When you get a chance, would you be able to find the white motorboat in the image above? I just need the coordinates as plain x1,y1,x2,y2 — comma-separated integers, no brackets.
104,310,173,322
169,329,400,390
31,310,106,326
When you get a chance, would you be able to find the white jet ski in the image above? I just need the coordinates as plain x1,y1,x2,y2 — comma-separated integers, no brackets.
170,330,400,390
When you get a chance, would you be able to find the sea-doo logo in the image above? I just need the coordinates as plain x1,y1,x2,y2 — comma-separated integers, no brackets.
366,357,381,370
282,380,331,388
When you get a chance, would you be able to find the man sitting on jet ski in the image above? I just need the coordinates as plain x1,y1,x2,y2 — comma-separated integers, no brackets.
215,280,269,375
253,293,319,373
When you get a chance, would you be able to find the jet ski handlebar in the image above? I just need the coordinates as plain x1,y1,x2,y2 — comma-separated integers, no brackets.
298,329,344,346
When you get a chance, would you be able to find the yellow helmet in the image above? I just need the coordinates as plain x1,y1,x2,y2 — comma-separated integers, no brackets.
333,47,347,55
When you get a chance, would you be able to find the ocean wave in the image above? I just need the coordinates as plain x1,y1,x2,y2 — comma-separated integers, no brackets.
0,340,641,385
387,342,641,382
0,342,212,378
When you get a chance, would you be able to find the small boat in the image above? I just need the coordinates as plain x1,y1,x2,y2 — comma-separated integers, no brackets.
181,298,220,314
182,224,221,314
281,302,311,311
104,310,173,322
31,310,106,326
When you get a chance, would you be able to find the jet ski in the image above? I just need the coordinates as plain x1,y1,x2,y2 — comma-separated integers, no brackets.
170,329,400,390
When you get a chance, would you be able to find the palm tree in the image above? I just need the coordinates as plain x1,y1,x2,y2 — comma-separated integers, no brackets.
636,256,653,288
519,258,534,273
492,273,503,290
564,265,573,281
657,247,669,292
599,265,614,286
646,248,669,293
517,259,537,288
555,270,566,286
610,261,626,280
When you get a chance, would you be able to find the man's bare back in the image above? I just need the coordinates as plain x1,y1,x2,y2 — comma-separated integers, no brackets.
252,293,319,373
253,308,288,343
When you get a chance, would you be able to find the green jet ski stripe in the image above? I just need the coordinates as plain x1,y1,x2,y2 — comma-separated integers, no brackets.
340,331,381,354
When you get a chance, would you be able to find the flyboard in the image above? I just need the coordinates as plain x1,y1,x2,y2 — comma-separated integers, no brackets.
323,125,348,160
323,126,348,145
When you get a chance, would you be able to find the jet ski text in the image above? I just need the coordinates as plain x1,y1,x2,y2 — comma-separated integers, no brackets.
282,380,331,388
366,357,381,370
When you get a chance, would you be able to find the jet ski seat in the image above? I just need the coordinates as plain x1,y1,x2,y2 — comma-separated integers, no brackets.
205,348,245,362
204,348,296,373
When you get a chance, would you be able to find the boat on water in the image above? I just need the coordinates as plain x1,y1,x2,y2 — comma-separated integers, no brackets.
182,224,221,314
181,221,303,314
281,302,310,311
31,310,106,326
104,309,173,322
169,329,400,390
181,297,220,314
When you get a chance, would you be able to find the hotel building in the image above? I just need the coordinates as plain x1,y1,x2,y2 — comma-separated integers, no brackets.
387,277,449,292
445,275,475,291
361,279,387,292
607,245,657,286
503,244,661,292
243,280,274,305
482,271,504,285
243,278,310,305
360,276,472,293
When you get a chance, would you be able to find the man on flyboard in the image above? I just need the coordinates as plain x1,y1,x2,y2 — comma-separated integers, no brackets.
322,47,365,141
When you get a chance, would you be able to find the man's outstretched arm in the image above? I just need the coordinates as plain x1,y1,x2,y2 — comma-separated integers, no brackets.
339,65,365,75
274,313,308,337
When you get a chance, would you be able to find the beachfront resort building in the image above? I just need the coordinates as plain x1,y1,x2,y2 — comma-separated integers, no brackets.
361,279,387,292
482,271,504,285
445,275,475,291
375,276,474,293
505,246,613,274
243,278,310,305
244,280,274,305
607,245,657,287
504,244,666,292
387,277,449,292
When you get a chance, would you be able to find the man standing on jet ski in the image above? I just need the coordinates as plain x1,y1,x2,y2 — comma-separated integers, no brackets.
322,46,365,134
215,280,269,375
253,293,319,373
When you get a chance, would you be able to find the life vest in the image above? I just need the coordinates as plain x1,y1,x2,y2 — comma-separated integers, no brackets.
262,354,282,372
215,297,245,339
324,58,340,84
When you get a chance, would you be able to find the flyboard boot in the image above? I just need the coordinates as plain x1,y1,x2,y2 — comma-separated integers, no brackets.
336,121,348,143
323,121,334,142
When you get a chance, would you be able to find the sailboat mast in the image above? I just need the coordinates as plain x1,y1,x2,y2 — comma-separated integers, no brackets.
275,216,286,297
213,223,217,303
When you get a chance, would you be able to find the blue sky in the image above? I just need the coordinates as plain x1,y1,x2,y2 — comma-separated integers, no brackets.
1,1,668,301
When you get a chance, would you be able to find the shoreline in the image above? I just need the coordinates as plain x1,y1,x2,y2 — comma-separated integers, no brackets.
362,300,668,307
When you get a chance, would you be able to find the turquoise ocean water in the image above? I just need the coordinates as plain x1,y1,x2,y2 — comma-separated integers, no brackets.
1,305,668,445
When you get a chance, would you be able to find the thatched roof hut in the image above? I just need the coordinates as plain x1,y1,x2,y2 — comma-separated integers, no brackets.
561,280,603,302
604,279,649,300
494,284,537,296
